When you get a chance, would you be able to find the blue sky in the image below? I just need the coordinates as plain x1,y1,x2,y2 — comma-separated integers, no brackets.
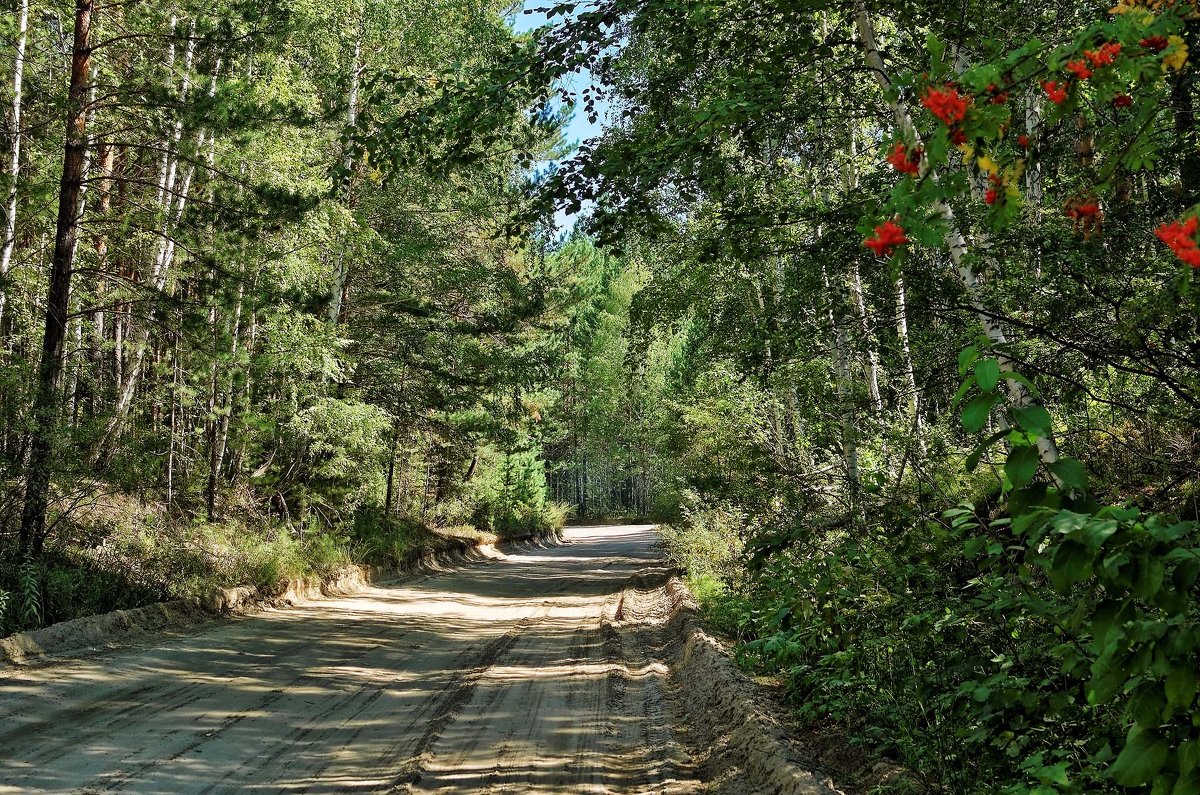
509,2,610,230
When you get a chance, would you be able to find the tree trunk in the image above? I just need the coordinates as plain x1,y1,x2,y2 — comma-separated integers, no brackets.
89,142,115,406
822,263,859,505
167,340,180,506
329,25,364,326
20,0,95,555
750,276,786,463
0,0,30,330
849,261,883,415
206,273,243,521
842,132,883,416
384,416,401,516
894,272,925,452
66,67,100,424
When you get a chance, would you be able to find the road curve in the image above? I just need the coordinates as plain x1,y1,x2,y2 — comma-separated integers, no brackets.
0,525,705,794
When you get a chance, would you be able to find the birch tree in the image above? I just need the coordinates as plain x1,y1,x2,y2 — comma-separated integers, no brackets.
0,0,30,330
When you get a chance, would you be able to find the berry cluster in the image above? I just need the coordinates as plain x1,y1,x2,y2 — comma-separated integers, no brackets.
921,85,970,126
1140,35,1168,52
1065,202,1101,220
864,220,909,257
1155,216,1200,267
1066,59,1094,80
985,175,1003,206
886,142,922,175
1083,41,1122,67
1043,81,1069,105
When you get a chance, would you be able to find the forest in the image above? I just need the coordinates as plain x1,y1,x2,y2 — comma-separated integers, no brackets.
1,0,1198,792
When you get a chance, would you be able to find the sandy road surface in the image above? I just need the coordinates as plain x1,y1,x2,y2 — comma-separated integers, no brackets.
0,526,708,794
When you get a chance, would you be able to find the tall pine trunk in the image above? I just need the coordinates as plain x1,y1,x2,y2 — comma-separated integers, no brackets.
20,0,94,554
329,24,364,326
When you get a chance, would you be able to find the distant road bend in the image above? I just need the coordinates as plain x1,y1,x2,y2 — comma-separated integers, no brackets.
0,525,743,794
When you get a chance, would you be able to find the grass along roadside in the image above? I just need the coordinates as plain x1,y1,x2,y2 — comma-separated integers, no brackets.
0,489,567,638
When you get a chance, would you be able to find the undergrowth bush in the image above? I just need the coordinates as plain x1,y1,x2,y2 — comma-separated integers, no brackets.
672,495,1196,792
659,490,747,585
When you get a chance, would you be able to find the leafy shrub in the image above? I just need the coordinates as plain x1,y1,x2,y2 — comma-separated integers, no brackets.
281,398,391,520
659,490,747,585
351,510,438,566
0,586,10,635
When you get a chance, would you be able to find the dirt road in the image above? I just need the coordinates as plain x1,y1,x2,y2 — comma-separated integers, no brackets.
0,525,741,794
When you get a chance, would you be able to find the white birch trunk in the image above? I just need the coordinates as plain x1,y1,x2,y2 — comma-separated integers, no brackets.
843,132,884,415
894,272,925,452
849,261,884,415
329,26,364,325
822,262,859,501
91,51,217,464
0,0,30,329
154,16,180,210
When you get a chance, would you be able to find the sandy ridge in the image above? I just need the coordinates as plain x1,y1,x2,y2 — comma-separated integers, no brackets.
608,568,846,795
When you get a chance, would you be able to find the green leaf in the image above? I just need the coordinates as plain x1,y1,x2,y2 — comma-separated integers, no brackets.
966,429,1008,471
1050,540,1094,592
1173,769,1200,795
1005,444,1041,489
974,358,1000,392
1038,763,1070,786
963,394,1000,433
1111,728,1169,787
1048,457,1089,492
1132,554,1166,600
1148,518,1196,543
1166,667,1197,709
1089,599,1131,652
1180,740,1200,775
958,345,980,376
1088,661,1126,705
1012,405,1053,436
926,31,946,64
1130,682,1166,726
1173,557,1200,590
951,377,973,409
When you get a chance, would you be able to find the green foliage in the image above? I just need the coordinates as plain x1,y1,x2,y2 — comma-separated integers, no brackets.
467,442,567,537
0,586,9,636
17,559,41,628
946,500,1200,794
659,490,747,584
280,398,391,518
